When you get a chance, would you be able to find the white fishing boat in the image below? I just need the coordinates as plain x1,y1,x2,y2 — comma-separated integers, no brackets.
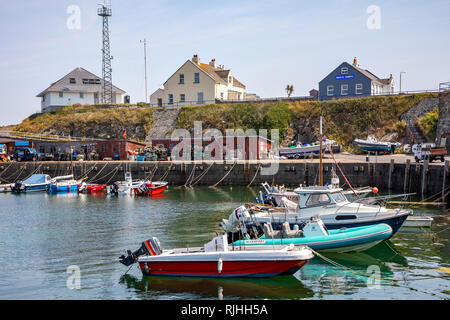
221,185,411,237
108,172,144,195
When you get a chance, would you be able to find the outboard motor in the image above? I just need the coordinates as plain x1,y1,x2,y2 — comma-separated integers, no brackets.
119,237,162,267
110,181,120,195
12,180,24,193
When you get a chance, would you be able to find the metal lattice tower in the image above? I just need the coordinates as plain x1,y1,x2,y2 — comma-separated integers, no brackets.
98,3,113,104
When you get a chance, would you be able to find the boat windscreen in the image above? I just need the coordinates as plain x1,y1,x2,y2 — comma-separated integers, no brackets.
330,192,346,203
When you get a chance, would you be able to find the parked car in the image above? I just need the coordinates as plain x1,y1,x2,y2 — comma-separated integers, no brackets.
13,147,44,162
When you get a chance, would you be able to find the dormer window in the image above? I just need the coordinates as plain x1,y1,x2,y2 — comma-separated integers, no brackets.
69,78,76,84
341,67,348,75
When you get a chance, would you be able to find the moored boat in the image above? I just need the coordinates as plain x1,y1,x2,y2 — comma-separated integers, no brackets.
78,182,107,193
11,174,51,193
230,218,393,253
222,185,411,238
0,183,12,193
48,175,79,193
133,181,168,196
119,235,314,278
109,172,144,195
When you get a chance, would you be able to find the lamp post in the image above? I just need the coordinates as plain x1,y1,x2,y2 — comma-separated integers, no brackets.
399,72,406,93
140,38,148,103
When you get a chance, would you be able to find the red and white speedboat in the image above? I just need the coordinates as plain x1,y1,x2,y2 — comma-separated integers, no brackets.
133,181,168,196
119,235,314,278
78,182,107,193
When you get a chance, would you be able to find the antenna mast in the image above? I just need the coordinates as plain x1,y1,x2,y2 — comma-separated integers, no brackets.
98,1,113,104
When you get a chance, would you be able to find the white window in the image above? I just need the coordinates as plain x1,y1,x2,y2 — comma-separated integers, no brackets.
355,83,363,95
220,92,224,100
327,85,334,96
341,67,348,75
341,84,348,95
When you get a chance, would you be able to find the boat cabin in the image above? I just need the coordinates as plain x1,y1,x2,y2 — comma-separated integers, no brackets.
293,186,348,209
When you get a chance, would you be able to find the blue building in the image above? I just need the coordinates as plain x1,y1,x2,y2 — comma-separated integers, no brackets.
318,58,394,101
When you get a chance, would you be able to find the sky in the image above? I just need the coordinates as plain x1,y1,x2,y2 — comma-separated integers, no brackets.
0,0,449,126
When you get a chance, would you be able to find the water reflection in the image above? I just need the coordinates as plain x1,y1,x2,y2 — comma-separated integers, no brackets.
119,273,314,300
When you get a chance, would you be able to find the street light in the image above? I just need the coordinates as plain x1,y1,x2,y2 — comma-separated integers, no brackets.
140,38,148,103
399,71,406,93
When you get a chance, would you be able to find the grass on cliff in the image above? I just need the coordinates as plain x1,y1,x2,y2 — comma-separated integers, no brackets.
177,93,437,149
417,108,439,141
15,104,153,141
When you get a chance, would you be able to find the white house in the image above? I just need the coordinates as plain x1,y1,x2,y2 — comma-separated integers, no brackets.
150,55,257,107
37,67,126,113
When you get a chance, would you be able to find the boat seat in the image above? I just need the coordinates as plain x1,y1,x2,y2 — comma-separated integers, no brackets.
282,222,303,238
263,223,282,239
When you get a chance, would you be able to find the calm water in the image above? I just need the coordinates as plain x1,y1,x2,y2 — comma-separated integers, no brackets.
0,186,448,300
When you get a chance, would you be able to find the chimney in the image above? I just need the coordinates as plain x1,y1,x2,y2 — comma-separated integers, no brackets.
209,58,217,68
353,57,358,67
192,54,200,64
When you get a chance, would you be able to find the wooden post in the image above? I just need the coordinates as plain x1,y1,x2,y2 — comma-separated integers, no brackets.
443,160,449,202
403,159,410,194
388,159,394,191
421,159,429,198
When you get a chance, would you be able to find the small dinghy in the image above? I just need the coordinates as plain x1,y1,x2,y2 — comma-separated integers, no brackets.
230,217,393,253
78,182,107,193
119,235,314,278
133,181,168,196
11,174,51,193
403,216,433,228
48,175,79,193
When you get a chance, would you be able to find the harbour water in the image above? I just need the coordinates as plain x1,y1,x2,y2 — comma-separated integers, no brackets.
0,186,448,300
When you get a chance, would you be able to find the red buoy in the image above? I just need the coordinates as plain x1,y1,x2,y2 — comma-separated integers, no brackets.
372,187,379,194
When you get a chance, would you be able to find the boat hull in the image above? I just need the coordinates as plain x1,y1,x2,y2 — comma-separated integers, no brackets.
12,183,50,193
138,259,309,278
49,184,78,193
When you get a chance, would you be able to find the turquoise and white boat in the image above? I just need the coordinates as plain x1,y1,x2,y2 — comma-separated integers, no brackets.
230,218,392,253
48,175,79,193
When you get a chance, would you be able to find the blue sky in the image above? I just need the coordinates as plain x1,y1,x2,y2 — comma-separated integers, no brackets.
0,0,449,126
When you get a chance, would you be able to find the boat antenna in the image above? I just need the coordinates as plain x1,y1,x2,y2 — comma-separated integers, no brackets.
319,116,323,186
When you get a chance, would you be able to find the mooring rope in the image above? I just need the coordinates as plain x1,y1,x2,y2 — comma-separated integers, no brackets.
190,162,214,187
247,163,262,187
85,163,108,183
103,165,121,185
184,163,197,188
87,163,122,184
158,163,173,181
0,162,15,181
76,162,98,181
211,161,236,187
144,163,159,181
